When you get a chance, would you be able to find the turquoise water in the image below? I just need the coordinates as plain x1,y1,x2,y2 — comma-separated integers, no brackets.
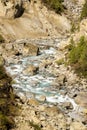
38,82,50,88
5,47,78,110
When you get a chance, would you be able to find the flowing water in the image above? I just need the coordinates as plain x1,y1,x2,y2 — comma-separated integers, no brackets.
5,39,81,113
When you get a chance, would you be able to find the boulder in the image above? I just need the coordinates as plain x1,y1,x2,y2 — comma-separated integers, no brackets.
39,60,52,70
22,43,39,56
38,95,46,102
45,106,59,117
75,92,87,108
27,98,39,106
12,42,39,57
63,102,73,110
56,74,67,86
23,65,38,76
83,109,87,114
70,122,87,130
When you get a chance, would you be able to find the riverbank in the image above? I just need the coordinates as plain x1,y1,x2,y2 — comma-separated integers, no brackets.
0,61,18,130
12,96,87,130
1,37,86,130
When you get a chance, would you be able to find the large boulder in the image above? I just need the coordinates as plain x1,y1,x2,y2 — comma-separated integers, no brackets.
75,92,87,108
22,43,39,56
70,122,87,130
23,65,38,76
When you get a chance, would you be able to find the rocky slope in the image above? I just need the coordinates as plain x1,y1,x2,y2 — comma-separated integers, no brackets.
0,0,87,130
63,0,84,23
4,37,87,130
0,0,71,41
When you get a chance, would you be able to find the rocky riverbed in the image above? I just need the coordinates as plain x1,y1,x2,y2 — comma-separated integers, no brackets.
0,37,86,130
0,0,87,129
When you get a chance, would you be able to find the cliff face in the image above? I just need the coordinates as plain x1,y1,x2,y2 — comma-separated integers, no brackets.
0,0,25,18
0,0,71,41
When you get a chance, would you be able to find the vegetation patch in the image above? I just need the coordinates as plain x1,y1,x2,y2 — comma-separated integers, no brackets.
68,36,87,77
41,0,65,14
56,58,64,65
29,121,41,130
80,0,87,20
0,66,18,130
0,35,5,43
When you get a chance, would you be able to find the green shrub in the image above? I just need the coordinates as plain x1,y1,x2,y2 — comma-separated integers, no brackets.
71,23,76,33
68,36,87,77
29,121,41,130
64,37,75,51
56,58,64,65
80,0,87,20
0,66,18,129
41,0,64,14
0,35,5,43
0,67,7,80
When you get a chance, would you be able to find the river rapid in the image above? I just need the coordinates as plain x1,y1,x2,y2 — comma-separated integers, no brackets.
5,38,83,117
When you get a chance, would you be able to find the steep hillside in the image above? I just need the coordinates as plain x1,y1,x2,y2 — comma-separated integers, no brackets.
0,0,71,41
0,1,87,130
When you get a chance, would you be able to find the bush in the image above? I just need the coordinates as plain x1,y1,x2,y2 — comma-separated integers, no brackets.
41,0,64,14
64,38,74,51
68,36,87,77
0,35,5,43
0,66,18,129
56,58,64,65
29,121,41,130
80,0,87,20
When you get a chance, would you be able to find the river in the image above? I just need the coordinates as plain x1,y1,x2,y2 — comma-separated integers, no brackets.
5,38,82,114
